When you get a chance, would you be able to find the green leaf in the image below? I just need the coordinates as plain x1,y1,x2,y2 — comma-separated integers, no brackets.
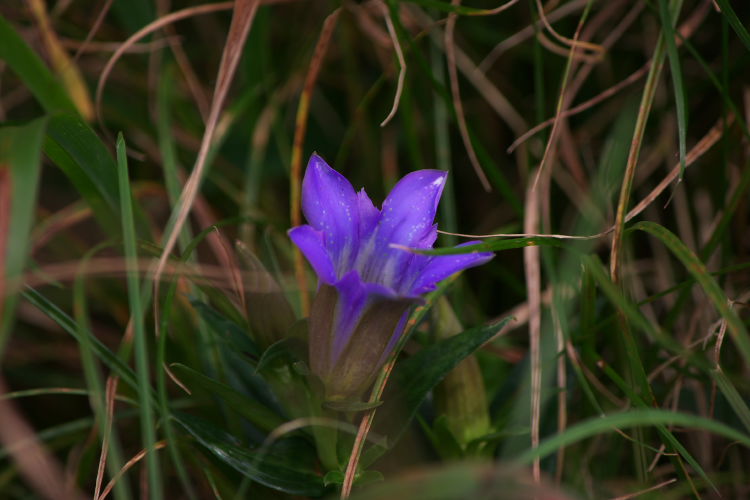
517,408,750,465
255,336,307,374
116,134,162,499
22,287,142,395
657,0,687,178
190,299,261,360
170,363,285,432
404,237,564,256
630,221,750,367
376,316,514,443
0,117,47,357
0,15,77,114
174,412,325,496
43,114,121,232
713,0,750,53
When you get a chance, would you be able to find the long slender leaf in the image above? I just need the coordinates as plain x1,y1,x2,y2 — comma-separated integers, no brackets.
630,221,750,367
377,316,513,443
712,0,750,53
657,0,687,178
0,117,47,358
116,134,162,499
0,15,77,114
517,408,750,465
170,363,285,432
174,412,325,496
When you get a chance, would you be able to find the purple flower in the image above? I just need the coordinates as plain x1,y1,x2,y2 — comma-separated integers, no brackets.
289,154,493,401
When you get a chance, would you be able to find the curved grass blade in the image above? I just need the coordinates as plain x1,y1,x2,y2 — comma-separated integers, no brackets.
0,15,77,115
517,408,750,465
630,221,750,367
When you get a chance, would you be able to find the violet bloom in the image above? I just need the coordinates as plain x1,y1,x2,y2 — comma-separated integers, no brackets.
289,154,493,401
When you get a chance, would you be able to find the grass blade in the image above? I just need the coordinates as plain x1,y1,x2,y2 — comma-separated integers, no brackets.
0,15,77,115
0,117,47,359
630,221,750,367
657,0,687,178
115,134,162,499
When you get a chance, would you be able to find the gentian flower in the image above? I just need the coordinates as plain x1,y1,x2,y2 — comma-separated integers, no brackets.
289,154,493,401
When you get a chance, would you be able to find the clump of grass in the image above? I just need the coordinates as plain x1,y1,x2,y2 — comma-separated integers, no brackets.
0,0,749,498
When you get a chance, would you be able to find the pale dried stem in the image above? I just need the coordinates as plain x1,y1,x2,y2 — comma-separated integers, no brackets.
15,257,287,293
509,0,709,153
379,5,406,127
98,442,167,500
532,2,591,187
409,7,527,137
478,0,589,72
340,357,397,499
94,376,119,500
152,0,259,339
156,0,211,122
523,181,542,483
534,0,603,56
609,478,677,500
95,2,235,127
445,0,491,191
290,8,342,315
72,0,114,62
438,113,731,241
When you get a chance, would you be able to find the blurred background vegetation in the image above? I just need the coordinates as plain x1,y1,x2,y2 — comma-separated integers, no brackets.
1,0,750,498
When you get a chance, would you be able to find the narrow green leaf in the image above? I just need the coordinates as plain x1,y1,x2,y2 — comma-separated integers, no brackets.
630,221,750,367
174,412,325,496
377,316,513,443
43,114,121,231
0,117,47,358
407,237,564,256
21,287,141,392
0,15,77,114
713,0,750,53
657,0,687,178
190,300,261,360
170,363,285,432
517,409,750,465
712,367,750,434
116,134,162,499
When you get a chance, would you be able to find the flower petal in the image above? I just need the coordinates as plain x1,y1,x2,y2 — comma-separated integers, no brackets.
357,188,380,239
376,170,447,248
409,242,494,294
301,154,360,268
288,225,336,284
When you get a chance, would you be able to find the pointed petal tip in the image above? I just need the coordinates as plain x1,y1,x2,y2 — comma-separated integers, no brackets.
288,225,337,284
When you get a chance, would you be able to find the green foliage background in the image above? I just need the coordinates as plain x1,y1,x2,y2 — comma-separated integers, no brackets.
0,0,749,498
